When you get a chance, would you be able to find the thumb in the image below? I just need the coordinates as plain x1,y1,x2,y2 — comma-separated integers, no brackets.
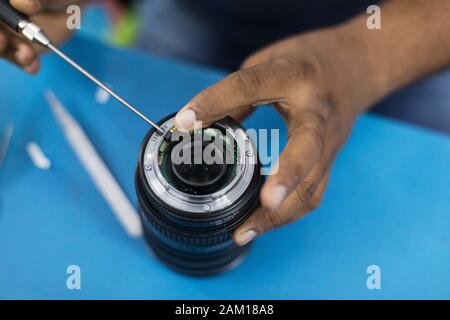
175,61,297,130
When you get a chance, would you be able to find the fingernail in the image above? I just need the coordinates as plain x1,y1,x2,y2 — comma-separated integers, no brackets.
175,109,196,130
267,185,287,211
236,229,258,246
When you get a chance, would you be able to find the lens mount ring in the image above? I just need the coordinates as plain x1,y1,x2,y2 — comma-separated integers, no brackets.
141,116,258,215
136,172,261,247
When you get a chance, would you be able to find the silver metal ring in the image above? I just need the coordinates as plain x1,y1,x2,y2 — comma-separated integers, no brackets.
142,117,257,214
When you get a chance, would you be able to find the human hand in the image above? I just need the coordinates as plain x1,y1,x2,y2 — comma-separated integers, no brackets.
175,26,383,245
0,0,83,74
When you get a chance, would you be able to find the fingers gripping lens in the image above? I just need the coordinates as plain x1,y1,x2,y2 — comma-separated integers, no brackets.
135,113,263,275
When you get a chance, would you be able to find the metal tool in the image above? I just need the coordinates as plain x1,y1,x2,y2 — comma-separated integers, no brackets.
0,0,165,135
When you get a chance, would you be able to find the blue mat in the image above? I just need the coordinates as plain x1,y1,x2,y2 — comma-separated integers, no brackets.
0,36,449,299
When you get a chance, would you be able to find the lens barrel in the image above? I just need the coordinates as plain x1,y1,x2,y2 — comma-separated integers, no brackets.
135,113,263,276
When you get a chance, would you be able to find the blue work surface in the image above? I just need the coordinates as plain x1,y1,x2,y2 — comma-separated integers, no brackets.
0,36,449,299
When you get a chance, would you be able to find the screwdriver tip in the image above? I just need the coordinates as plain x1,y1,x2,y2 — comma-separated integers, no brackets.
163,131,173,142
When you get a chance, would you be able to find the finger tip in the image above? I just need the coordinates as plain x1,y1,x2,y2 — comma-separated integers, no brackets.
175,108,196,131
233,228,258,246
15,44,37,66
261,184,288,211
24,60,40,74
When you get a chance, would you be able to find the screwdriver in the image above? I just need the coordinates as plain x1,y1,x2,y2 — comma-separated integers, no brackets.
0,0,165,135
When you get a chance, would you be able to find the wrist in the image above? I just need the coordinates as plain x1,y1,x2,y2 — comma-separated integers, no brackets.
292,23,390,118
330,22,389,116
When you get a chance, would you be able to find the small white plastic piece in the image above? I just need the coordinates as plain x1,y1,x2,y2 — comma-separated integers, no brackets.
95,86,110,104
26,142,51,170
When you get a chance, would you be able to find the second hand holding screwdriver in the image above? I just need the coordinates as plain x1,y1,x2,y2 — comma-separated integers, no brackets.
0,0,165,135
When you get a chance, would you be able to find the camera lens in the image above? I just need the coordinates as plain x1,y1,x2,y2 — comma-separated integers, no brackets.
135,113,263,276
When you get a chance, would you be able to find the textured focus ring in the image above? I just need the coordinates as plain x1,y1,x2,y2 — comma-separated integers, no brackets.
141,207,232,247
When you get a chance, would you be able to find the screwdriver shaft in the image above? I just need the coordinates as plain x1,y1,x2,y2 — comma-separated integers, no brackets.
47,43,165,135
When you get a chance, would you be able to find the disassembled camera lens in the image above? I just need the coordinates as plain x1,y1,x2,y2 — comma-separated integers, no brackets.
135,113,263,275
